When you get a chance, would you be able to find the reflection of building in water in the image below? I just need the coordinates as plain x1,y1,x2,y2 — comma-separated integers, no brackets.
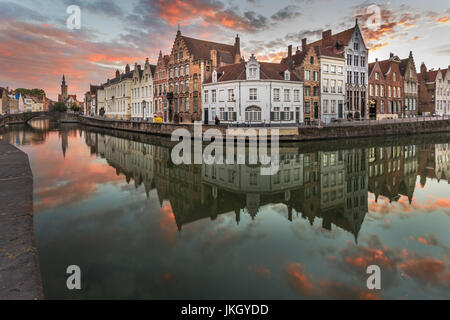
82,130,384,240
435,143,450,183
344,148,368,241
368,145,418,204
202,152,304,219
417,144,436,187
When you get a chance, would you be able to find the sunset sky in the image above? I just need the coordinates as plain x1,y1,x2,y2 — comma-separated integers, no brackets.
0,0,449,100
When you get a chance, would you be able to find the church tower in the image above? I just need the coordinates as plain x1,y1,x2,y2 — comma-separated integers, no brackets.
61,75,68,101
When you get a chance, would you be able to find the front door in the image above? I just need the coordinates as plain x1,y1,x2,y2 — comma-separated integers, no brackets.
204,108,209,125
314,103,319,119
338,102,343,119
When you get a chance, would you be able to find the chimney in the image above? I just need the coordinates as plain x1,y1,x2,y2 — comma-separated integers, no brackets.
302,38,307,51
322,30,332,44
115,69,120,78
125,64,130,73
234,34,241,63
211,48,218,70
288,45,292,59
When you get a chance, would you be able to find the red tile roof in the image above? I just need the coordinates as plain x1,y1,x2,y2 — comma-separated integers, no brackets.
204,61,301,83
181,36,237,63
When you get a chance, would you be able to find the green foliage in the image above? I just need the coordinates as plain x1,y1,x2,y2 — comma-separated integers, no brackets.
52,102,67,112
14,88,45,97
70,103,81,112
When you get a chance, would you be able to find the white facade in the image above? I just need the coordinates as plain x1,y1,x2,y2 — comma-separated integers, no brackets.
103,72,132,120
202,56,304,125
320,56,346,123
131,59,155,121
344,22,369,120
435,68,450,116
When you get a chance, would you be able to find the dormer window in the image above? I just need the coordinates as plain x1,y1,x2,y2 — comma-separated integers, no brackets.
284,70,290,81
246,54,260,80
212,70,218,83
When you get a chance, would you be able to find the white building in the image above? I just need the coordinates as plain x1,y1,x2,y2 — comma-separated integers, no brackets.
320,53,346,123
435,67,450,116
202,54,304,125
102,64,132,120
131,59,156,121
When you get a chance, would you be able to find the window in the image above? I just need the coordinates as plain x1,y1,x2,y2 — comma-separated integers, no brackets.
305,86,311,96
304,102,311,114
338,81,343,93
249,67,257,78
228,89,235,102
354,55,359,66
245,106,261,122
324,64,329,73
347,54,352,65
354,42,359,51
310,56,314,64
331,80,336,93
185,97,189,112
323,100,329,113
331,100,336,113
361,56,365,67
294,90,300,102
375,72,379,80
284,89,290,102
204,91,208,103
313,71,318,81
347,71,352,83
274,88,280,101
185,64,189,75
338,66,343,74
393,72,397,81
361,72,365,85
284,71,290,80
249,88,257,101
305,70,310,80
331,65,336,73
314,86,319,96
323,79,329,92
354,72,359,85
212,90,216,103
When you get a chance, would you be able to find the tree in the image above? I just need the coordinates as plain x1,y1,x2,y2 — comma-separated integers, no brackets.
52,102,67,112
70,103,81,112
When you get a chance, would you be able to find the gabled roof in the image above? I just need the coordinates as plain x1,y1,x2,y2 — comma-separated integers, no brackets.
204,61,301,84
308,26,357,53
426,70,439,83
181,36,236,62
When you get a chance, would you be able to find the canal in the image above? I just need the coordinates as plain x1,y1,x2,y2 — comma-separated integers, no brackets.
1,119,449,299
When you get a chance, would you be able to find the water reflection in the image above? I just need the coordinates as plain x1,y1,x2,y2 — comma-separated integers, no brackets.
1,120,449,300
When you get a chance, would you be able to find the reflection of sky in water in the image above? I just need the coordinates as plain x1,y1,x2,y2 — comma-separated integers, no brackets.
1,121,449,300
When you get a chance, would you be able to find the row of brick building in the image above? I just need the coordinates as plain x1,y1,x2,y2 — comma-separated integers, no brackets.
83,22,449,123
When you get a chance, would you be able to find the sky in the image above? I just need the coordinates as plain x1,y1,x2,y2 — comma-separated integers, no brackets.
0,0,449,100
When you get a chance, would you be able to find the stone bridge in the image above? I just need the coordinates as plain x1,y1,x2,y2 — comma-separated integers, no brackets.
1,112,80,125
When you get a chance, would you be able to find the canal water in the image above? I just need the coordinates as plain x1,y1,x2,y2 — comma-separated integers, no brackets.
1,119,449,300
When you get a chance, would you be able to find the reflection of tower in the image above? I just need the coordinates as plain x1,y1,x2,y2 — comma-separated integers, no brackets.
246,193,260,220
60,128,68,158
61,75,68,102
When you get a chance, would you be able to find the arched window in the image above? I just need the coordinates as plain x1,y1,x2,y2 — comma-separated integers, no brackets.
245,106,261,122
310,56,314,64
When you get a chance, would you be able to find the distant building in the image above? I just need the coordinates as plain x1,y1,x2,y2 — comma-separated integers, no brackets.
417,64,450,116
153,51,170,121
399,51,419,117
167,30,242,123
102,65,133,120
58,75,80,107
368,53,404,120
131,58,156,121
202,54,304,125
